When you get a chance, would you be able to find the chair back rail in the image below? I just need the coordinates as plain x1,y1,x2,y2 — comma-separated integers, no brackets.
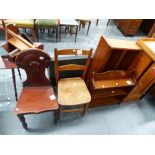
15,48,52,86
54,48,92,85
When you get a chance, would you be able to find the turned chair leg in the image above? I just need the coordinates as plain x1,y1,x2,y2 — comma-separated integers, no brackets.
17,114,28,130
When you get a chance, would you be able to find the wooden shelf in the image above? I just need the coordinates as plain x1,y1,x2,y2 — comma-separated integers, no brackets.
93,78,135,90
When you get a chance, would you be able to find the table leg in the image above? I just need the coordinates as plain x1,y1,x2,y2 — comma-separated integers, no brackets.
87,21,91,35
11,68,18,101
75,26,78,42
56,26,58,42
59,26,61,42
96,19,99,26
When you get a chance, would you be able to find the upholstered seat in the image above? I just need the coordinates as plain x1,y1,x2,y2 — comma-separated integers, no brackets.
58,77,91,106
5,19,36,41
5,19,34,28
35,19,59,42
35,19,59,28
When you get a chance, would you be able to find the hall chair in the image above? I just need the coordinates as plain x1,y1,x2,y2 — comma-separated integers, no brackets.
15,48,59,130
54,48,92,123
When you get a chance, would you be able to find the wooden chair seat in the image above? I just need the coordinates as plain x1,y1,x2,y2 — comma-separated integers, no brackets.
15,86,58,114
58,77,91,106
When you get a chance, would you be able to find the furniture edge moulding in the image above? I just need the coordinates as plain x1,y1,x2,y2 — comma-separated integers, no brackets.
136,38,155,62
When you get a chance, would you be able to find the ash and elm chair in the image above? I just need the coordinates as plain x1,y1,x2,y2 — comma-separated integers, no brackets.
15,48,59,130
54,48,92,123
35,19,59,42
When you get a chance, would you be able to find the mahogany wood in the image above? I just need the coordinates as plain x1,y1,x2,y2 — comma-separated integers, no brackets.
15,49,59,129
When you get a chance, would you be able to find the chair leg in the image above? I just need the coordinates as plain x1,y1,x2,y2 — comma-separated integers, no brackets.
31,28,36,42
11,68,18,101
48,29,50,36
17,68,22,80
107,19,111,26
82,103,89,116
23,28,26,33
96,19,99,26
55,106,62,124
35,28,39,42
17,114,28,130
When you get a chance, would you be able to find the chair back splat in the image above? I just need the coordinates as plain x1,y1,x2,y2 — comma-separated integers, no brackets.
15,48,52,86
54,48,92,85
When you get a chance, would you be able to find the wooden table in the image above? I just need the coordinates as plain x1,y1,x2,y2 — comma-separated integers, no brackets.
59,19,79,42
0,56,18,101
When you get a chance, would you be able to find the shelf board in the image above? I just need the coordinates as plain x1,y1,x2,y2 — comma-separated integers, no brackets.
93,78,135,89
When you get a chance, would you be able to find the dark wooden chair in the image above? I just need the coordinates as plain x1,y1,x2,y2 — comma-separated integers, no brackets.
54,48,92,123
15,48,59,130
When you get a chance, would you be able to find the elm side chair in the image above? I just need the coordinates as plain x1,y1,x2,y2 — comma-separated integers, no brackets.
54,48,92,123
15,48,59,130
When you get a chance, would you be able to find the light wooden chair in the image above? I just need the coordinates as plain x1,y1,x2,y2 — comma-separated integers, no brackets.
54,48,92,123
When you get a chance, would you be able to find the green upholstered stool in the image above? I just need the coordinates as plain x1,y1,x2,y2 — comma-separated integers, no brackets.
35,19,59,42
5,19,36,41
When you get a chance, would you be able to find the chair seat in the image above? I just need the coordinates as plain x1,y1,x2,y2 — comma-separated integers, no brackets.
58,77,91,106
5,19,34,28
35,19,59,28
15,86,59,114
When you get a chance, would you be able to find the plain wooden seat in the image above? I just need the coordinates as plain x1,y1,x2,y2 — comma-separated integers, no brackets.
58,77,91,106
15,86,58,114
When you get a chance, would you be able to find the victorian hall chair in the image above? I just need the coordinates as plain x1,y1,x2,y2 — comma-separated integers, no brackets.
15,48,59,130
